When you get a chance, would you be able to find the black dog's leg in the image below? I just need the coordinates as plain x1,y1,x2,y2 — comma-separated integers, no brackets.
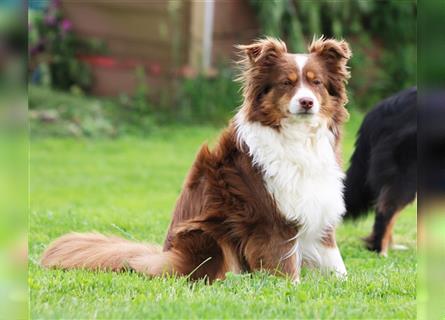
364,183,416,256
364,208,400,256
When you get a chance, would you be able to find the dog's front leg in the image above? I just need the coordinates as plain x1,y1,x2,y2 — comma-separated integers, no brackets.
318,229,347,278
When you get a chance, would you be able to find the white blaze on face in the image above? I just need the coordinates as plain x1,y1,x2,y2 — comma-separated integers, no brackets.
289,54,321,115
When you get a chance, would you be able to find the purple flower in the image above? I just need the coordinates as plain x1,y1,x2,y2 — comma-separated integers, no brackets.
61,19,72,32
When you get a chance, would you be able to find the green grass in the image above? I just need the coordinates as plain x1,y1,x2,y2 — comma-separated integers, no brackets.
29,112,416,319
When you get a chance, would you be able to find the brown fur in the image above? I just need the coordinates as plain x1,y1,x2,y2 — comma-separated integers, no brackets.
40,233,169,275
41,37,351,283
162,126,299,281
236,38,294,128
320,228,337,248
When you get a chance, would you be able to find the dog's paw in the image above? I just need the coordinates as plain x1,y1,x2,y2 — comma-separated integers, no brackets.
391,243,409,250
379,243,409,257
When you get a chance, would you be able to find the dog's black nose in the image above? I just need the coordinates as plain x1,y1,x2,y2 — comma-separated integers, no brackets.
299,98,314,110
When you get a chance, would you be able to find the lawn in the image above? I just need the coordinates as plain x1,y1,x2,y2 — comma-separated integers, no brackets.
29,111,416,319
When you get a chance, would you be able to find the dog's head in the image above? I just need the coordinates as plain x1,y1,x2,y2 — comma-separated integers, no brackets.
237,37,351,130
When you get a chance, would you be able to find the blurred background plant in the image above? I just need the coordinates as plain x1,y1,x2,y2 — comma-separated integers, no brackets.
165,67,240,124
28,0,416,138
28,0,106,92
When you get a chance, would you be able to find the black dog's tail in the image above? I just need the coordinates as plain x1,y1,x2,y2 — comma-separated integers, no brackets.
343,128,374,220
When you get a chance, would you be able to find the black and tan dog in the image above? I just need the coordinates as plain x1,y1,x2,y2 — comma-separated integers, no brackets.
344,87,416,256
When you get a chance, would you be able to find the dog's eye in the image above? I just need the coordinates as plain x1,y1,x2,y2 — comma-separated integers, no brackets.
262,85,271,94
313,79,322,85
282,80,293,86
258,85,271,100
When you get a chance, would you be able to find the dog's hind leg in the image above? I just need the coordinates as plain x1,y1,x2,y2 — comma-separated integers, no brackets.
364,211,394,256
364,186,402,256
365,208,408,256
379,210,402,257
364,185,415,256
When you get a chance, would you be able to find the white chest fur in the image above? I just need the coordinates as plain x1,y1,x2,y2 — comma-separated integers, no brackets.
235,112,345,240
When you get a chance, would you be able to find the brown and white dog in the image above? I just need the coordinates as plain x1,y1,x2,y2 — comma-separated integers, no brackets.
41,37,351,283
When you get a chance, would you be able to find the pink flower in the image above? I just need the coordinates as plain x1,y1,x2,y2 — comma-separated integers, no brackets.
61,19,72,32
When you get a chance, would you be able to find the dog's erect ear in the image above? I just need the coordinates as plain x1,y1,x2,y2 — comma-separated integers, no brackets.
309,37,351,66
237,37,287,65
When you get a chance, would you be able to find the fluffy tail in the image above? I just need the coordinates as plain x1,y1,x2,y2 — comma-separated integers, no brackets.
343,130,375,220
40,232,173,276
